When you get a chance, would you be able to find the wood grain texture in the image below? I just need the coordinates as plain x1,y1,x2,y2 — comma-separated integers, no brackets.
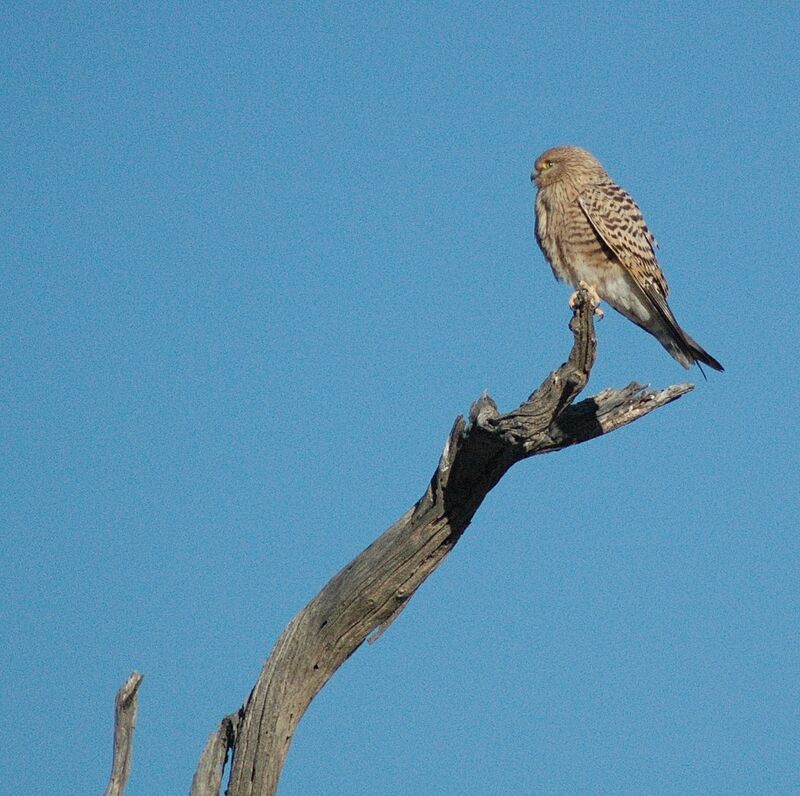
188,290,693,796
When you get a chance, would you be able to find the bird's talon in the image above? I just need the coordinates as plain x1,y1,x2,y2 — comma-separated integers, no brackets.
571,282,603,314
577,281,602,308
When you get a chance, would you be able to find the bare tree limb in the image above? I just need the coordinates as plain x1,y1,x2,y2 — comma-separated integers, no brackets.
200,291,694,795
103,671,143,796
191,712,241,796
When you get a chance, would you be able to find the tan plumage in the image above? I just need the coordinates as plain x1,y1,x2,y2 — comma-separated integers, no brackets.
532,146,722,371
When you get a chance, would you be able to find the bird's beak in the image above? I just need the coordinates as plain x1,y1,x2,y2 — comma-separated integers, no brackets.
530,169,536,184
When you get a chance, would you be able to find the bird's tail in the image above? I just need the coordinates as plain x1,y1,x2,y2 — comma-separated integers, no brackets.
614,283,724,372
678,330,724,372
650,298,724,372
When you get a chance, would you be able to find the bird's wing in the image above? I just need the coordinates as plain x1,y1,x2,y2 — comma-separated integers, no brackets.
578,182,669,299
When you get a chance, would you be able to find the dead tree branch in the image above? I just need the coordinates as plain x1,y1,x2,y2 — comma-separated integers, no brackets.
103,671,143,796
189,291,692,795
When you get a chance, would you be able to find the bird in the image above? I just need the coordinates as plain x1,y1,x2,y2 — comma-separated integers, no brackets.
531,145,723,372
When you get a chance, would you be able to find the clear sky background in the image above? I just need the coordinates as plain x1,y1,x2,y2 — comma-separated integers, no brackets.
3,3,799,794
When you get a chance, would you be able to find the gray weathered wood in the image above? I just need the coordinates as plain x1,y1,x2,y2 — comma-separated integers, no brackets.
195,291,694,796
191,712,241,796
103,671,143,796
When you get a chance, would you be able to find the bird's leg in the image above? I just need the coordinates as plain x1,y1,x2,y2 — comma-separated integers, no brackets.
570,281,604,318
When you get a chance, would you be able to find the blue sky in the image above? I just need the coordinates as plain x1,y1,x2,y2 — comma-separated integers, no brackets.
2,3,799,794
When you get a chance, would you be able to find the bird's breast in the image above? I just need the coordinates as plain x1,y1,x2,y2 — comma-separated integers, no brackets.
538,192,613,288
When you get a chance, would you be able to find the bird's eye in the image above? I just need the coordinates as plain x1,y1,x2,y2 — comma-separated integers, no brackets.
540,160,553,171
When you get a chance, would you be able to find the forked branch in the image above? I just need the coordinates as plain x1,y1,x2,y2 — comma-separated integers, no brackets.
183,290,692,796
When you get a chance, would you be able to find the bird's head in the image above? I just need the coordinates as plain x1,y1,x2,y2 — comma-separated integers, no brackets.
531,146,607,189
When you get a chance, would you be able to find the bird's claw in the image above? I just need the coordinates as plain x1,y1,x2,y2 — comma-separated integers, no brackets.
570,282,604,318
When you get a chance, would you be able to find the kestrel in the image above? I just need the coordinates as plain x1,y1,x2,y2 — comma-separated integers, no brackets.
531,146,723,371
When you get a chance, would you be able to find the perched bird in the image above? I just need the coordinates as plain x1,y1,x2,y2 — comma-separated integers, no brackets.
531,145,722,371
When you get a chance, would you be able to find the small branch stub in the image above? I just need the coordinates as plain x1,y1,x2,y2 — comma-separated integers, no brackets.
104,671,143,796
191,712,241,796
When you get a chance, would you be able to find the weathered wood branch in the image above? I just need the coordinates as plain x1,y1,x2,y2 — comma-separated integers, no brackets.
191,712,241,796
103,671,143,796
185,291,693,796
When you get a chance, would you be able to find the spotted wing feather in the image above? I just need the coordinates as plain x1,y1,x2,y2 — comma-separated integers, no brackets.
578,182,668,298
576,181,722,372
